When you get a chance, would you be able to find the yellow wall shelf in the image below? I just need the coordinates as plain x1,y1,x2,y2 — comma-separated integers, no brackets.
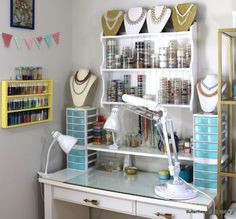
1,80,53,128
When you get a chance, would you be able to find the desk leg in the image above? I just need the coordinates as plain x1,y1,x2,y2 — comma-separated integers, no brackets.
44,184,55,219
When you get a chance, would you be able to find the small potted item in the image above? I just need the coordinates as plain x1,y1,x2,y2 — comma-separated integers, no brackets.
172,3,197,32
159,170,170,180
125,166,138,175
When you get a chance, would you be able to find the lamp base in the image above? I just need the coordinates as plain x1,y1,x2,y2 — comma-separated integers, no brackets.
155,180,198,200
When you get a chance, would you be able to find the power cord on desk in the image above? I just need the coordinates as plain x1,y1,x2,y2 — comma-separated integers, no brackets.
179,177,217,219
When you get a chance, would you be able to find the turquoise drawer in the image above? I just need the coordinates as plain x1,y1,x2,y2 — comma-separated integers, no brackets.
67,120,85,128
194,126,218,133
69,149,85,156
194,150,218,159
193,142,218,150
67,117,85,124
68,155,85,163
67,130,85,138
194,171,217,180
88,116,96,123
87,109,97,115
194,133,217,142
194,179,217,189
67,162,85,171
194,117,218,125
194,163,218,172
67,110,84,117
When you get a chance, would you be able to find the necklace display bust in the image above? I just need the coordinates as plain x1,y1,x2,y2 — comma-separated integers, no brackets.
146,6,171,33
70,69,97,107
124,7,147,34
197,74,226,113
102,10,124,36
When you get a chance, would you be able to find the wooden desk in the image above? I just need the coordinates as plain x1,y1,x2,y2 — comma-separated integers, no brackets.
39,169,215,219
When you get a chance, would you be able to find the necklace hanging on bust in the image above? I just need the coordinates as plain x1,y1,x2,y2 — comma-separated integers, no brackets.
125,8,146,25
201,80,218,91
197,81,223,98
104,11,123,31
72,71,91,95
151,6,167,24
175,4,194,25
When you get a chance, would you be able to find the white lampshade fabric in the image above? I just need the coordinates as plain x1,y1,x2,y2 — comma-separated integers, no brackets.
52,131,77,154
104,107,120,133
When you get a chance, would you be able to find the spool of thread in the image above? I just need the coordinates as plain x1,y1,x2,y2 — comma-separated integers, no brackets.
159,170,170,180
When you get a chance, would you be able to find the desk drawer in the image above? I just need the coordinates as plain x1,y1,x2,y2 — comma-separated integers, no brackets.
136,201,197,219
53,187,135,215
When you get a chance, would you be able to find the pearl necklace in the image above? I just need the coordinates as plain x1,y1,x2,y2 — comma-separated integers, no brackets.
125,8,146,26
104,11,123,31
151,6,167,24
175,4,194,26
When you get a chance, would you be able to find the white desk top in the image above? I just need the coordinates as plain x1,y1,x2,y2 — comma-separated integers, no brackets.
39,168,216,211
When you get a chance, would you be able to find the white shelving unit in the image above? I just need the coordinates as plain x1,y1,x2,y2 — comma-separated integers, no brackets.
100,23,197,112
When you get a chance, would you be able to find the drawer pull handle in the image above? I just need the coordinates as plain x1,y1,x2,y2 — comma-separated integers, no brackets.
155,212,172,219
83,199,99,206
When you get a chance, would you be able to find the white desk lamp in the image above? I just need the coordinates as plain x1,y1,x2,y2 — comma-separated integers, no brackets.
122,94,198,200
40,131,77,177
104,106,121,149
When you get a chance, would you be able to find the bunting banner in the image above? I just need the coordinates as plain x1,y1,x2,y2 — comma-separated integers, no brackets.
14,36,23,49
44,35,52,48
52,32,60,45
25,37,33,49
0,31,61,50
2,32,13,48
35,36,43,49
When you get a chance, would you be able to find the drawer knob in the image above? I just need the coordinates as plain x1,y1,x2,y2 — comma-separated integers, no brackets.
83,199,99,206
155,212,172,219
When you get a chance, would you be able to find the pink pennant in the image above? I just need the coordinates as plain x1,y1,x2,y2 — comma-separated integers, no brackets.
2,33,13,48
25,37,33,49
52,32,60,45
36,36,43,44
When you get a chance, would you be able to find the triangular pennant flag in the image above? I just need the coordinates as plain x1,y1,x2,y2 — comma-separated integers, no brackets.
44,35,52,47
2,33,13,48
25,37,33,49
52,32,60,45
14,36,23,49
35,36,43,49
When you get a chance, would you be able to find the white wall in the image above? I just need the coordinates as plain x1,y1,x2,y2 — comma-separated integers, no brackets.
0,1,72,219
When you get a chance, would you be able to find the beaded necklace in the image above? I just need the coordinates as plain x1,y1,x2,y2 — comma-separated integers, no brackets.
72,71,91,95
151,6,167,24
197,81,219,98
175,4,194,26
104,11,123,31
125,8,146,26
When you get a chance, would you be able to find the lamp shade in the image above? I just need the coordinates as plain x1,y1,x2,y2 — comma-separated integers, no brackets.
52,131,77,154
104,106,120,132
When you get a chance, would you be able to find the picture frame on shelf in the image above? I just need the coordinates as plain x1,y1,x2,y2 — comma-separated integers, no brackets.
10,0,35,30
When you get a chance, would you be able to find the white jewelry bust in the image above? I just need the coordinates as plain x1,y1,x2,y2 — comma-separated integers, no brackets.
197,74,226,113
124,7,147,34
147,6,171,33
70,69,97,107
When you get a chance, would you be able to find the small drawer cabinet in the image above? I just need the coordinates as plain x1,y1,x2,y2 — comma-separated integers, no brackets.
66,107,98,171
193,113,226,190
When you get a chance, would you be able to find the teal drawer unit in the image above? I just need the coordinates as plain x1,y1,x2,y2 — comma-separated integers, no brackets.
66,107,97,146
193,113,227,190
67,147,97,172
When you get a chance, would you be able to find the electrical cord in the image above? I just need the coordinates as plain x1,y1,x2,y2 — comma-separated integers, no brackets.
179,177,216,217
